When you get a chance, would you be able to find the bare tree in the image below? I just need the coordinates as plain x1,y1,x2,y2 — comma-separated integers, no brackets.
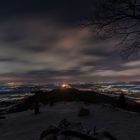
86,0,140,58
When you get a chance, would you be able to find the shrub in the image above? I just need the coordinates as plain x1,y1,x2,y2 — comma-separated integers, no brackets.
78,107,90,117
118,93,126,108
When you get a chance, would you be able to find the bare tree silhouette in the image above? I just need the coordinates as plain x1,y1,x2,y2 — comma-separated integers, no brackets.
86,0,140,58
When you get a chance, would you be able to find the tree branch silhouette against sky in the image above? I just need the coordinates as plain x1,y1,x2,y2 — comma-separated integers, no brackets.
0,0,140,83
87,0,140,58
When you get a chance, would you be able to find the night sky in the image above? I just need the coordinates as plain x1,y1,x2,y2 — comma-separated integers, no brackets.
0,0,140,83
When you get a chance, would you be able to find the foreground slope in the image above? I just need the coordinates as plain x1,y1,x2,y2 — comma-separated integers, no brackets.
0,102,140,140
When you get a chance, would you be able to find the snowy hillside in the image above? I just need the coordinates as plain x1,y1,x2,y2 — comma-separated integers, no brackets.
0,102,140,140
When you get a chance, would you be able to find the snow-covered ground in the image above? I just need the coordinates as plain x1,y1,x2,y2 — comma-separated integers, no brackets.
0,102,140,140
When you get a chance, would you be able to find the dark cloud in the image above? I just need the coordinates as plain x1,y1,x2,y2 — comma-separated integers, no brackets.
0,0,139,83
0,0,93,24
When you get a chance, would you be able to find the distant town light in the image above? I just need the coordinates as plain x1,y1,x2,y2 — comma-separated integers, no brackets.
61,83,71,88
7,82,16,88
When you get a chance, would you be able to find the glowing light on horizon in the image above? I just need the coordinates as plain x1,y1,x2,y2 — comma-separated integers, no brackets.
7,82,16,88
61,83,71,88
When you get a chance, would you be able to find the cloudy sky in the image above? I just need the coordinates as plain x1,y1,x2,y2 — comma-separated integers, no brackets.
0,0,140,83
